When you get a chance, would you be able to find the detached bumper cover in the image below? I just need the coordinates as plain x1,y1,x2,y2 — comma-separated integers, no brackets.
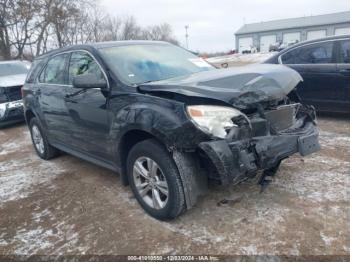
0,100,24,126
199,121,320,185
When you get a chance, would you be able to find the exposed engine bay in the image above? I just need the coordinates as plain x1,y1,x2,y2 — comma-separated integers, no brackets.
199,102,319,186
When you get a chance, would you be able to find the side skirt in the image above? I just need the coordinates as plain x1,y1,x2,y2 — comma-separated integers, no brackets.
51,141,122,175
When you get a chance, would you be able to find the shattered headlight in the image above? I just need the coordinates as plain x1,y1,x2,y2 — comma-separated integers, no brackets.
0,87,7,103
187,105,244,138
0,103,7,119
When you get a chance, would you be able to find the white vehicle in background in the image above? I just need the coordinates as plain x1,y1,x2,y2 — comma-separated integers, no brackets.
0,61,30,127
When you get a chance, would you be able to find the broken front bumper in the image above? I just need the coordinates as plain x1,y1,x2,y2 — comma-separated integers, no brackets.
0,100,24,126
199,121,320,185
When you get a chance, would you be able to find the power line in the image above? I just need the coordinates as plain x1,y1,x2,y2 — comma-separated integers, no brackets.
185,25,189,49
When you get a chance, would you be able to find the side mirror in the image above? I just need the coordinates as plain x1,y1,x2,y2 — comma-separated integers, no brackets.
72,73,107,89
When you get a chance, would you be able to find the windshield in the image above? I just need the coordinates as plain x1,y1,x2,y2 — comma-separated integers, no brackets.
99,43,214,85
0,62,29,77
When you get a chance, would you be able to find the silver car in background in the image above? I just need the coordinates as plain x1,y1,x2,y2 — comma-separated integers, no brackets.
0,61,30,127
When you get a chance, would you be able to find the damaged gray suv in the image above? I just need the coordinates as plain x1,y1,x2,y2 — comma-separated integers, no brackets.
22,41,320,220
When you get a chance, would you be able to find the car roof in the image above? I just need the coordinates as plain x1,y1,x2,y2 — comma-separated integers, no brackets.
264,34,350,63
281,34,350,52
0,60,30,65
35,40,170,60
92,40,169,48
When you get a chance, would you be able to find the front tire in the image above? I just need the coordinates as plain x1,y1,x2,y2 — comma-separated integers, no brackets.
127,139,186,220
29,118,59,160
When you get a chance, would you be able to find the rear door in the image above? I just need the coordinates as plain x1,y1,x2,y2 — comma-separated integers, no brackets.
64,51,111,160
335,40,350,112
37,53,70,142
280,41,338,111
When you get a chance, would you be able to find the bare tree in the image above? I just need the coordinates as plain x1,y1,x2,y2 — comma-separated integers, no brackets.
103,16,122,41
10,0,42,59
0,0,179,60
84,8,108,43
35,0,55,55
0,0,43,59
121,16,141,40
142,23,179,45
0,0,13,59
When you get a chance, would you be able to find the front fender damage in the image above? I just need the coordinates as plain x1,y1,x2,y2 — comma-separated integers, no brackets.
172,151,208,209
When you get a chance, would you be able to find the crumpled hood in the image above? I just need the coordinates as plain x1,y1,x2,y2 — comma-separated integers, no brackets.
139,64,302,109
0,74,27,88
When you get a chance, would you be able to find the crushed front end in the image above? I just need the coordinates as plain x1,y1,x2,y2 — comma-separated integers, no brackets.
199,103,320,185
0,86,24,127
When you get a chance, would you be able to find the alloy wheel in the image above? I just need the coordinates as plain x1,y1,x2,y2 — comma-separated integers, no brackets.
32,125,45,155
133,157,169,209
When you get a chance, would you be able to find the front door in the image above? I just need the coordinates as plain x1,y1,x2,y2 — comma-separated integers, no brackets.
280,41,338,111
64,51,111,161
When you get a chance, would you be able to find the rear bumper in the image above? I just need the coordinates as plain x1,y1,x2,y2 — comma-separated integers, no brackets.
0,100,24,127
199,121,320,185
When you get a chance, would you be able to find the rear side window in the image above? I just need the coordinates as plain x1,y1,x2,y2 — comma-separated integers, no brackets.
68,52,105,85
38,54,68,84
26,59,43,83
339,41,350,63
281,42,334,64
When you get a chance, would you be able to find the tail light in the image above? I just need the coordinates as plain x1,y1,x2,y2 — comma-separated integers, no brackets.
20,86,24,98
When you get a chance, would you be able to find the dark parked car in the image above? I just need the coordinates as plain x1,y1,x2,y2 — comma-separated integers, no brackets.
0,61,30,127
265,35,350,113
22,41,320,220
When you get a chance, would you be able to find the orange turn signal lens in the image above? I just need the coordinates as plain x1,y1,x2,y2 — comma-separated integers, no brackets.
188,108,203,117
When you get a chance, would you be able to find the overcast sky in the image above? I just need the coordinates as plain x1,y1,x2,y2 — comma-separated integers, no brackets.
101,0,350,52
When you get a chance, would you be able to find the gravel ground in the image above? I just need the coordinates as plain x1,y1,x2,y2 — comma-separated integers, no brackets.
0,113,349,256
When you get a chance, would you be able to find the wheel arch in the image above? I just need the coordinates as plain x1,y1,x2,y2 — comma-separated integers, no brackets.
118,128,168,186
118,128,208,210
24,109,37,125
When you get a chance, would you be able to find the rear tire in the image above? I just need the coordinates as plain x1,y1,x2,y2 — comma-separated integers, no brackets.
127,139,186,220
29,118,59,160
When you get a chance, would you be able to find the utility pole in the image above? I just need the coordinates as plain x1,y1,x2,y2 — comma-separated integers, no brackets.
185,25,189,49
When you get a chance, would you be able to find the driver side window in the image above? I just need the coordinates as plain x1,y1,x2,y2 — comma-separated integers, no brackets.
68,52,105,85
